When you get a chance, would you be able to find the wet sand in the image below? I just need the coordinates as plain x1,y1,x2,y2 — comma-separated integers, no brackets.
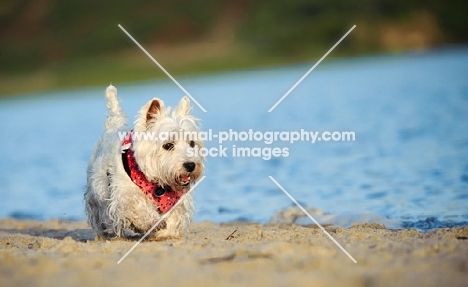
0,219,467,287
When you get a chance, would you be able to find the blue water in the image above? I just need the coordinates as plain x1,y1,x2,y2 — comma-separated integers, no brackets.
1,48,467,230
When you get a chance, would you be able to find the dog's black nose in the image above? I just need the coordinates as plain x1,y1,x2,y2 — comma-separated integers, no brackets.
183,162,196,172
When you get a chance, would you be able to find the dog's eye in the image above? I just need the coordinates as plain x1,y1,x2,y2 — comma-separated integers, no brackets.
189,141,195,148
163,142,174,151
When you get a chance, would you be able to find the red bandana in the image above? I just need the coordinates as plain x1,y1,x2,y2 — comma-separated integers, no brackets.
121,130,183,213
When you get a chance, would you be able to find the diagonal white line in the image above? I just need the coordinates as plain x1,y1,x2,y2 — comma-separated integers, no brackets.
117,176,206,264
268,25,356,112
269,176,357,263
118,24,207,112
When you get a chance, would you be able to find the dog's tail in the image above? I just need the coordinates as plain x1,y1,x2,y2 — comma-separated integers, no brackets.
105,85,127,129
106,85,121,113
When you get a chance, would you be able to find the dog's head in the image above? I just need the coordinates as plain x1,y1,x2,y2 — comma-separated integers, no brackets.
132,96,204,190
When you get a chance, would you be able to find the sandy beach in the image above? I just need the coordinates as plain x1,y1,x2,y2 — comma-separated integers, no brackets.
0,219,467,287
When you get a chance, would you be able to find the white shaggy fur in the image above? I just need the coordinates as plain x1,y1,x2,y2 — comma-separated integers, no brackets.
84,85,204,239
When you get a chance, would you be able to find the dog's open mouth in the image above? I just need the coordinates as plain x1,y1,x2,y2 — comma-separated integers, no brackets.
177,174,191,186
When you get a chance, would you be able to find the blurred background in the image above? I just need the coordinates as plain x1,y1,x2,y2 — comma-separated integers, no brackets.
1,0,467,96
0,0,467,229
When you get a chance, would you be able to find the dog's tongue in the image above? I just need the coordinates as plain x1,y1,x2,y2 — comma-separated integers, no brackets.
181,175,190,182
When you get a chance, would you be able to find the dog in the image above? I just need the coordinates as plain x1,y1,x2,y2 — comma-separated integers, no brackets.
84,85,204,239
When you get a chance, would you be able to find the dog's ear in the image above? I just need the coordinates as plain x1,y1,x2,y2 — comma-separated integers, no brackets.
146,98,164,121
134,98,165,131
174,96,191,117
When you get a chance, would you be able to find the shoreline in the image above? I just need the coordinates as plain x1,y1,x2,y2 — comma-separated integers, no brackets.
1,219,467,286
2,46,466,98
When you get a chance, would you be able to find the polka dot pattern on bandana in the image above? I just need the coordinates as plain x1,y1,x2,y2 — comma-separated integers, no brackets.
122,131,183,213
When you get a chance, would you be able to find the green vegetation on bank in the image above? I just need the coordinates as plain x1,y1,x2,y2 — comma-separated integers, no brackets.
1,0,466,96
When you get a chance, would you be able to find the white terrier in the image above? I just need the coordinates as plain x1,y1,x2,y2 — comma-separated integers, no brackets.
84,85,204,239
